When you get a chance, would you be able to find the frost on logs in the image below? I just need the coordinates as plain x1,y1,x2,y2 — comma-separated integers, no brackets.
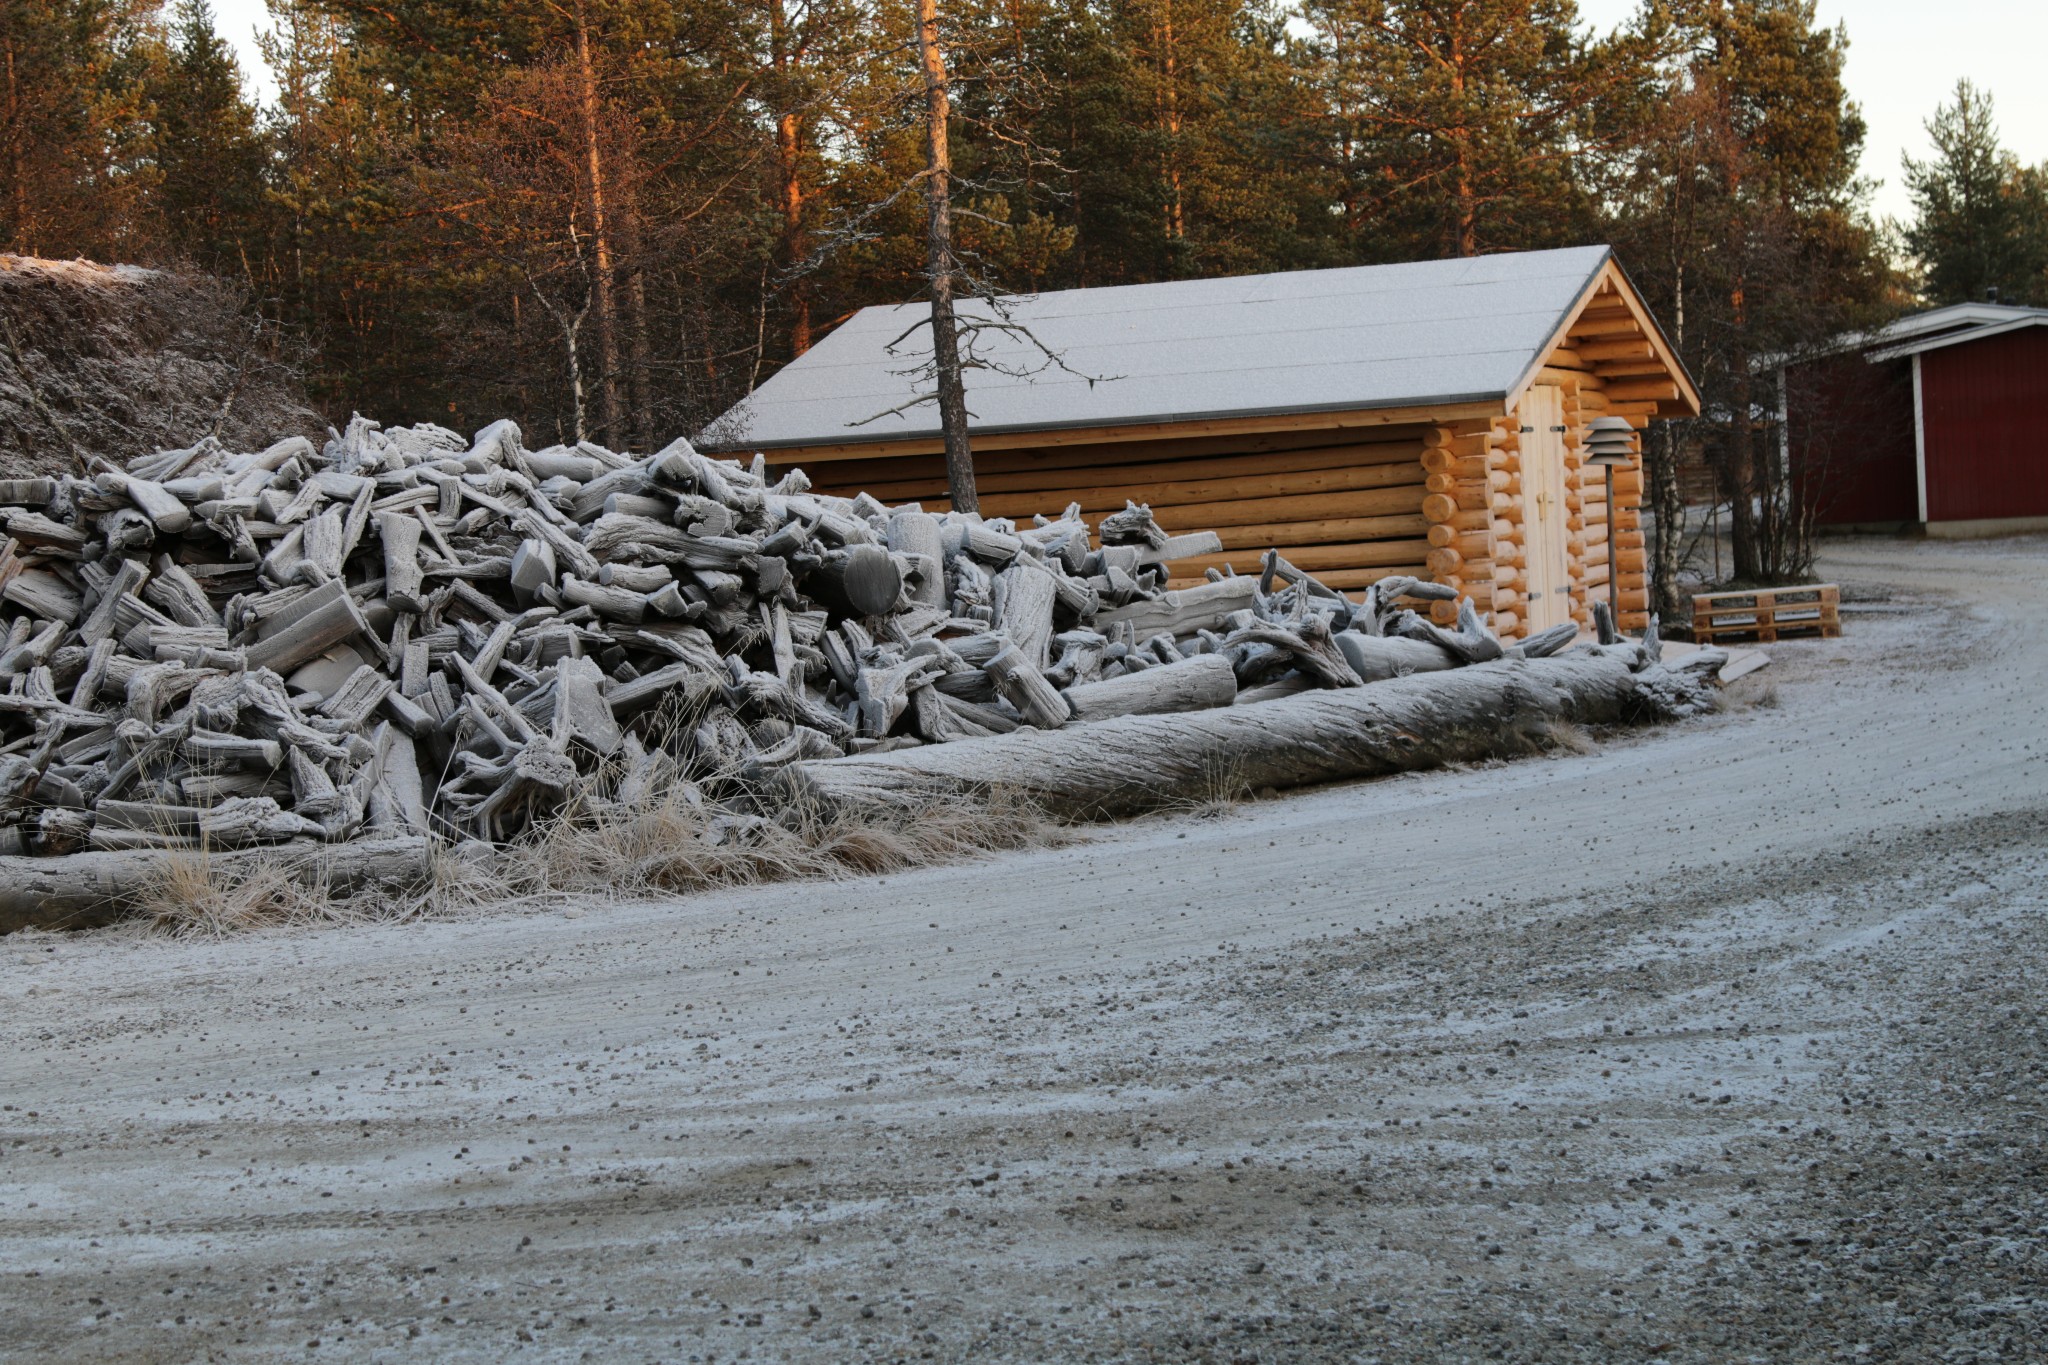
0,417,1720,854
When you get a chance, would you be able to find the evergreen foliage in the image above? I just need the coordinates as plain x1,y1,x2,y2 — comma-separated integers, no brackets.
0,0,2021,494
1902,81,2048,307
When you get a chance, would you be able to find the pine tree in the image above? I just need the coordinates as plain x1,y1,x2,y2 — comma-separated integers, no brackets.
1609,0,1890,591
0,0,160,259
1301,0,1648,261
1902,81,2048,307
149,0,268,274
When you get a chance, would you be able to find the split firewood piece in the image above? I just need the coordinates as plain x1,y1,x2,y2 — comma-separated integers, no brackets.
245,579,371,675
583,512,693,560
98,472,193,535
628,621,722,672
1132,531,1222,567
2,510,89,555
1257,548,1343,601
878,512,938,600
604,658,719,721
1065,652,1238,724
983,642,1071,729
469,619,517,683
287,746,342,818
808,543,902,618
950,518,1023,565
933,689,1018,736
1334,633,1458,682
852,657,931,739
992,563,1058,668
515,508,600,579
1099,500,1169,549
908,684,965,743
1045,630,1108,688
1591,600,1621,646
1234,672,1315,705
338,481,378,562
144,554,220,628
379,511,427,612
1224,617,1364,689
79,558,149,645
257,520,307,583
764,601,795,682
597,561,670,593
0,479,56,506
317,665,395,729
550,655,622,755
746,725,845,770
368,723,430,835
1096,575,1257,639
3,567,82,623
1391,597,1502,666
68,637,117,709
1514,622,1579,660
184,731,285,769
725,660,856,741
559,578,646,625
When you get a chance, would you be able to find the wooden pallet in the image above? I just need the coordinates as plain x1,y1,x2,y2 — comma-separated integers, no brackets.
1692,584,1840,644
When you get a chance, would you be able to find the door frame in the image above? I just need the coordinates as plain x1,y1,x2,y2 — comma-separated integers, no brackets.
1519,385,1573,633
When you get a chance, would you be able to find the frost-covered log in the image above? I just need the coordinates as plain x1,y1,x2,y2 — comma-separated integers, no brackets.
0,836,431,934
783,653,1716,820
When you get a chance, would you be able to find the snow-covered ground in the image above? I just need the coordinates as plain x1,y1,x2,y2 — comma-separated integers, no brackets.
3,536,2044,1362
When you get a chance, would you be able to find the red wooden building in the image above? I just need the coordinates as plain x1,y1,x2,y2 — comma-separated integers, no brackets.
1787,302,2048,535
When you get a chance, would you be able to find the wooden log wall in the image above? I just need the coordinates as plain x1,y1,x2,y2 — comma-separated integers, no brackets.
1458,280,1662,642
771,426,1445,594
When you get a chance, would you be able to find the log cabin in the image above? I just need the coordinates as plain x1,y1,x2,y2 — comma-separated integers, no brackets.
704,246,1698,637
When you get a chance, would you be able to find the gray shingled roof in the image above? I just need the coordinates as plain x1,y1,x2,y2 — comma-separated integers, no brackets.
707,245,1613,450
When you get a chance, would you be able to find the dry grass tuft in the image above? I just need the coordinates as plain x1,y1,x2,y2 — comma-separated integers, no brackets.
135,784,1066,935
495,782,1063,901
1157,753,1257,820
1537,719,1599,756
141,849,338,938
1738,682,1781,710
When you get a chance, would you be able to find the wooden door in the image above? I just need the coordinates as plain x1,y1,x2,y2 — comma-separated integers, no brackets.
1520,386,1573,632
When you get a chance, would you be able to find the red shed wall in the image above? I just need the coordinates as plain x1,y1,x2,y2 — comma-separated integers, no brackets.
1921,326,2048,523
1789,352,1919,525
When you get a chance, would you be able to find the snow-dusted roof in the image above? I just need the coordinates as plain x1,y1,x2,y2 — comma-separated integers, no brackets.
708,246,1617,450
1866,303,2048,361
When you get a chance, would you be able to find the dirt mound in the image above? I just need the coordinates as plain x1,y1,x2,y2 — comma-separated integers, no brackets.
0,256,321,479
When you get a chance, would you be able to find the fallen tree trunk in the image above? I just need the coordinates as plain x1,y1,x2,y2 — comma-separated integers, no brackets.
783,652,1702,820
0,836,432,934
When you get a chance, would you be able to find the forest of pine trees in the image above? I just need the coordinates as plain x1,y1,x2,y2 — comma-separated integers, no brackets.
1,0,2040,458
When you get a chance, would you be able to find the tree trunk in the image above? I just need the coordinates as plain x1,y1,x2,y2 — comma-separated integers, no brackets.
916,0,977,515
617,175,656,450
784,653,1712,821
1156,0,1184,266
1647,420,1688,621
573,9,623,448
778,110,811,356
1726,346,1761,582
770,0,812,356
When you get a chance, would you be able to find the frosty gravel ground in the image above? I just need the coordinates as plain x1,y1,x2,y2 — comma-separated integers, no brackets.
3,537,2044,1364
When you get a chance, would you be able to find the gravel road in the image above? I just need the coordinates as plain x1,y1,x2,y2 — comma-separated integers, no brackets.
3,536,2044,1363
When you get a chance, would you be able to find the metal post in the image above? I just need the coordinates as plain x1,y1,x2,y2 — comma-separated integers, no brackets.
1606,462,1620,624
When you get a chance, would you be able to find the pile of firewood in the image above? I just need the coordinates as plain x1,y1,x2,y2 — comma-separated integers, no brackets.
0,417,1642,858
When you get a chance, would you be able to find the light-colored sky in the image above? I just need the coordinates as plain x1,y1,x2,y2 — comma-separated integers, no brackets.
210,0,2045,227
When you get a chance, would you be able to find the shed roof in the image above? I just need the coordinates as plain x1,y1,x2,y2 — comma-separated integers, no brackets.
709,246,1636,451
1866,304,2048,362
